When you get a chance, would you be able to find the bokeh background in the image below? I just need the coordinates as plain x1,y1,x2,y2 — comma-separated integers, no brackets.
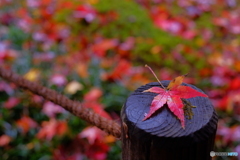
0,0,240,159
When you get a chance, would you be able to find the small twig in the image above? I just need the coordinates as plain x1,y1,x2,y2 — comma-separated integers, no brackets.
145,65,166,89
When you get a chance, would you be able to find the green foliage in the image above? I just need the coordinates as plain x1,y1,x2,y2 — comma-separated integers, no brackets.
95,0,154,38
7,26,30,50
107,141,122,160
95,0,184,64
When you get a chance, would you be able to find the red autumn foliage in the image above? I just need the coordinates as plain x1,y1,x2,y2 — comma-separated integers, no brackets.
37,119,68,140
16,116,38,134
105,60,131,81
80,127,110,160
4,97,20,109
83,88,112,120
53,127,110,160
0,135,11,147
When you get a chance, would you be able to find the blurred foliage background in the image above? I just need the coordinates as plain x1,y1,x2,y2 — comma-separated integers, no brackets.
0,0,240,159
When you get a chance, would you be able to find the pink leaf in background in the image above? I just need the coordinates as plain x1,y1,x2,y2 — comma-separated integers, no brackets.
0,135,11,147
42,101,65,118
50,74,67,86
74,5,97,22
4,97,20,109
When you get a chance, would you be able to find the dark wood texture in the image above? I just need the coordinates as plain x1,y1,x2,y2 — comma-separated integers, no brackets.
121,81,218,160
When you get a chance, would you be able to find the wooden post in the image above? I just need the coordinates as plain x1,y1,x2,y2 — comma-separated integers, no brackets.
121,81,218,160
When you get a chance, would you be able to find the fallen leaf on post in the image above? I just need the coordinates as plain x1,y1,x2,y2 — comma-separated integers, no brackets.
143,65,208,128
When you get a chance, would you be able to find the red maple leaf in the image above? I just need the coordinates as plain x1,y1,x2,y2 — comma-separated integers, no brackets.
143,65,208,128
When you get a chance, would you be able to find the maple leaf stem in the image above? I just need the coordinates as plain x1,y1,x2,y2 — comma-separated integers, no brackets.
145,65,166,89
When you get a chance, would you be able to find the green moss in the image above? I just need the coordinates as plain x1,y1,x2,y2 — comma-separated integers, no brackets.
182,99,196,120
95,0,185,64
195,12,215,30
7,26,30,50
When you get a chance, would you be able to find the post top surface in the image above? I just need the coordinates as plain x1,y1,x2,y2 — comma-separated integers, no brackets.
123,81,215,138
